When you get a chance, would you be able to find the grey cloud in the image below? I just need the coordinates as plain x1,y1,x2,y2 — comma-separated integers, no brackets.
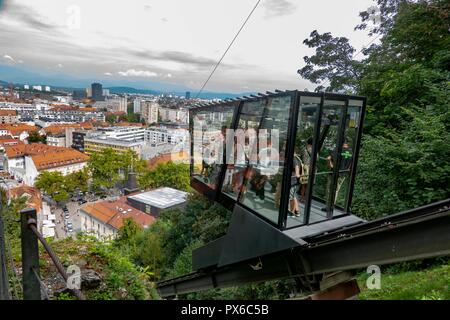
263,0,297,18
128,49,234,69
1,1,58,32
0,1,301,92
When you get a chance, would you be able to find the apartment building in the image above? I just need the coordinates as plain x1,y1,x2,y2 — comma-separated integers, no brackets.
97,126,145,142
141,101,159,124
159,106,188,124
3,144,89,185
0,110,19,124
83,137,144,156
144,127,189,146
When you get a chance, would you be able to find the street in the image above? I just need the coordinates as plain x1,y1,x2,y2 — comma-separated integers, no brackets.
53,201,82,240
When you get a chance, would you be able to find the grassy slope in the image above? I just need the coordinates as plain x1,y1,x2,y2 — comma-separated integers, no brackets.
357,262,450,300
39,236,158,300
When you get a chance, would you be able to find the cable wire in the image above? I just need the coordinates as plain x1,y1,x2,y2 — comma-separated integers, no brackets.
352,33,382,59
195,0,261,99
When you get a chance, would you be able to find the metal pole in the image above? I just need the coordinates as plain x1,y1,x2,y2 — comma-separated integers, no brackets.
21,208,41,300
0,214,11,300
26,215,86,300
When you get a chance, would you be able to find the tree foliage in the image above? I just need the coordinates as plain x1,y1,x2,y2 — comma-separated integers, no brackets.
27,131,46,144
35,169,89,202
298,30,362,92
138,161,190,192
298,0,450,219
88,148,146,191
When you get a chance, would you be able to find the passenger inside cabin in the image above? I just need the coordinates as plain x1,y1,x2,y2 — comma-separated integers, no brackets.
299,138,313,203
289,147,301,216
323,139,353,209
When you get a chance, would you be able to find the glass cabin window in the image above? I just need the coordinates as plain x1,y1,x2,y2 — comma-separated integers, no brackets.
222,95,292,224
310,99,347,221
192,105,235,190
286,96,320,228
335,101,362,209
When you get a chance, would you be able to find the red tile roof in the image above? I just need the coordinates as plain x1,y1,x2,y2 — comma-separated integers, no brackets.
0,124,38,136
0,110,18,116
4,143,58,158
31,148,89,170
9,186,42,214
4,143,89,170
81,196,155,230
43,123,93,135
147,151,189,170
0,138,23,148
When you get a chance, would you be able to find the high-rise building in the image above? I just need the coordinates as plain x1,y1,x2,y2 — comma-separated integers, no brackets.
86,87,92,98
102,89,110,97
73,90,87,100
118,96,128,113
133,99,141,113
141,101,159,124
185,91,191,99
91,83,104,101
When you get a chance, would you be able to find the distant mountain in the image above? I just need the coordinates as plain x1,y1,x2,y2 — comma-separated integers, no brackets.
0,64,255,100
106,86,255,100
106,86,162,95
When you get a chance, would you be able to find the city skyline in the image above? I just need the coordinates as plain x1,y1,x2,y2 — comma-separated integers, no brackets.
0,0,376,94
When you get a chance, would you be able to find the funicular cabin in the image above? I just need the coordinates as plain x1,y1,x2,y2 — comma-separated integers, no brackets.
154,90,450,299
156,90,450,298
191,91,365,228
189,90,367,270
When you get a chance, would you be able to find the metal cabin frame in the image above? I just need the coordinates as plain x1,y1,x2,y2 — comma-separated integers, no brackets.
189,90,366,230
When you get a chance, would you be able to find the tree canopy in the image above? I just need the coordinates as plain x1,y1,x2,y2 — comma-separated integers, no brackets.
88,148,146,191
138,161,191,192
298,0,450,217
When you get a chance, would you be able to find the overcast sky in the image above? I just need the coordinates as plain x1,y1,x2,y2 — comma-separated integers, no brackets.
0,0,377,93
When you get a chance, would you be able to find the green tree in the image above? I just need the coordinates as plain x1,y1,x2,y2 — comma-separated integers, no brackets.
116,218,142,245
298,30,362,92
35,171,70,202
138,161,190,191
298,0,450,219
65,167,90,193
88,148,146,191
106,114,117,125
27,131,46,144
131,220,170,278
88,148,123,190
159,193,231,267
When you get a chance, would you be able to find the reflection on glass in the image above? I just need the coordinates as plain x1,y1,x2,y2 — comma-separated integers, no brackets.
286,96,319,228
311,100,346,221
192,105,235,190
221,95,292,224
334,106,360,208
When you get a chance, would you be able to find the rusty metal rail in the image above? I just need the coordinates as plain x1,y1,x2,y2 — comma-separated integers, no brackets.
21,208,86,300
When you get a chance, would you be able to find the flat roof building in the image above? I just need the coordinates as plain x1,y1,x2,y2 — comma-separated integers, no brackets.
127,187,188,217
